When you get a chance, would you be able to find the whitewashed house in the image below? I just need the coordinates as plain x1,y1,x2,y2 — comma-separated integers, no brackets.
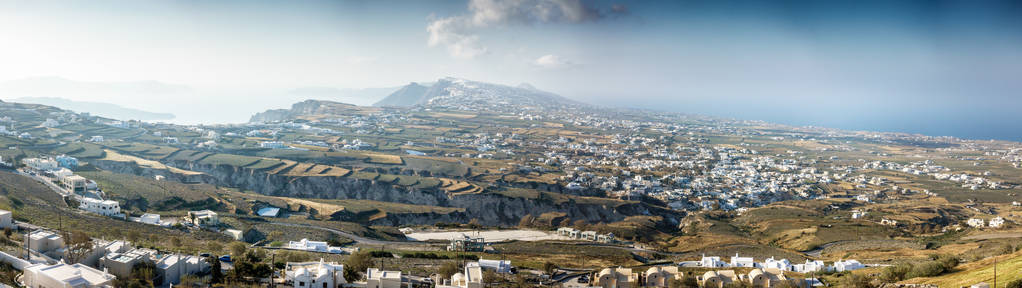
967,218,986,228
288,238,342,254
833,259,865,272
762,257,791,271
79,198,123,217
988,217,1005,228
138,213,161,225
730,253,756,268
286,260,345,288
366,268,403,288
793,260,827,273
22,262,116,288
0,209,12,229
700,255,727,268
187,210,218,227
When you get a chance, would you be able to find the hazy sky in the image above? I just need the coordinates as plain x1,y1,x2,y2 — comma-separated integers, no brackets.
2,0,1021,140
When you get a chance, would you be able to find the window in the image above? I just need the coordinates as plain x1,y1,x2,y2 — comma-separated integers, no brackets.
323,283,328,288
299,282,305,287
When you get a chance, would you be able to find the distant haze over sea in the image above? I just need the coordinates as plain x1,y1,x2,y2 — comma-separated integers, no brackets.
1,76,1019,142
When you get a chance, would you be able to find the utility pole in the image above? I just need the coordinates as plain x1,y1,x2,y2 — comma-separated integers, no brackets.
270,252,276,288
994,256,997,288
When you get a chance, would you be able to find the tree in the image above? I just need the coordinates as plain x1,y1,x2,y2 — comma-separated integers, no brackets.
131,261,159,286
178,275,200,287
209,257,224,284
542,261,557,275
63,230,93,264
845,273,875,288
468,218,482,229
343,251,374,282
1006,279,1022,288
230,242,248,259
438,262,460,279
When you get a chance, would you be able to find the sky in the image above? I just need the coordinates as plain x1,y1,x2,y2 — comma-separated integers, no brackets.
1,0,1021,140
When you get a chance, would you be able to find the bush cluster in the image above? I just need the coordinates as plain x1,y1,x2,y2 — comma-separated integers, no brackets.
880,254,959,282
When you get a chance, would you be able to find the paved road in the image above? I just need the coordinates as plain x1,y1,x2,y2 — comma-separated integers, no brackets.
17,170,71,197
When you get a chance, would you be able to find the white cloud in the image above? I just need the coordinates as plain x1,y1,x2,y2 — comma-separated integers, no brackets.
533,54,573,69
427,0,605,59
427,16,487,59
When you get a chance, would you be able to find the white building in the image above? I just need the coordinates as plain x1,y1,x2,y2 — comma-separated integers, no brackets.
88,136,104,142
52,168,74,180
187,210,218,227
855,194,871,202
156,254,209,285
224,229,244,241
366,268,402,288
441,263,484,288
138,213,161,225
851,210,867,219
285,260,345,288
477,259,513,273
761,257,791,271
288,238,343,254
41,118,60,128
260,141,288,149
79,198,123,217
700,255,727,268
730,254,756,268
793,260,827,273
833,259,865,272
22,262,116,288
25,230,65,258
967,218,986,228
23,157,58,171
0,209,12,229
99,249,151,278
62,175,88,194
989,217,1006,228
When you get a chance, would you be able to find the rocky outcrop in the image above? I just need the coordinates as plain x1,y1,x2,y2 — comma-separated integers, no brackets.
95,157,681,227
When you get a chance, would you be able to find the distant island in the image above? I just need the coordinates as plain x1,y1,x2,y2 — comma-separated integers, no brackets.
11,97,175,121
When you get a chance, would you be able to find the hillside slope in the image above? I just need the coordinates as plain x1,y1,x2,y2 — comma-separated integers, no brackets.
372,82,429,107
902,248,1022,287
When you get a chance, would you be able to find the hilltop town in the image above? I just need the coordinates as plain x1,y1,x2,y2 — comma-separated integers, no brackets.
0,79,1021,287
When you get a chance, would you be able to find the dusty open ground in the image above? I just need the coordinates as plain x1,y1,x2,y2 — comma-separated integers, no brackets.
404,229,571,242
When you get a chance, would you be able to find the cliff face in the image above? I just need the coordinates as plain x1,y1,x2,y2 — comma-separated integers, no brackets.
248,100,372,123
95,158,680,227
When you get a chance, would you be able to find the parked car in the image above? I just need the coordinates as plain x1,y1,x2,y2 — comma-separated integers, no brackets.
577,275,590,284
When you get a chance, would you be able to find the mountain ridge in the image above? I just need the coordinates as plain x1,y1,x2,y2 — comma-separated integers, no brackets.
372,77,579,108
11,97,175,121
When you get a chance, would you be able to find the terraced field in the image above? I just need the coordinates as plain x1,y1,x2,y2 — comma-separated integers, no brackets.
102,149,203,175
